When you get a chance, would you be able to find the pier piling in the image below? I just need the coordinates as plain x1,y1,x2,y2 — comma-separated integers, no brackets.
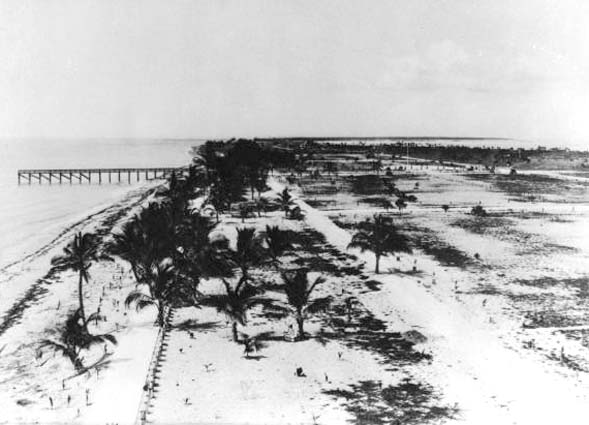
17,167,182,186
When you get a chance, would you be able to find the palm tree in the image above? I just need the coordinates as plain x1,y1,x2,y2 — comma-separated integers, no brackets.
201,278,266,342
277,188,294,217
192,141,219,181
231,227,266,282
348,215,411,274
395,198,407,215
52,232,105,330
471,205,487,217
266,269,331,340
205,183,229,223
372,159,382,175
108,219,145,283
255,197,269,218
238,203,253,223
442,204,450,213
125,259,176,327
178,212,217,251
263,225,292,263
41,310,117,371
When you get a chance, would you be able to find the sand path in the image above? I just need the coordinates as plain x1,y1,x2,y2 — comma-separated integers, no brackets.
269,176,589,425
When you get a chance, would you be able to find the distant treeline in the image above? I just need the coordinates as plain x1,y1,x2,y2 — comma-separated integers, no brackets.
218,138,588,170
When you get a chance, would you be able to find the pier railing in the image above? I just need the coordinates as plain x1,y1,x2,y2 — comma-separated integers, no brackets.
17,167,184,185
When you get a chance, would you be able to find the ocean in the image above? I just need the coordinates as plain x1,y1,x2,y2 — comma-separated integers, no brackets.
0,139,201,270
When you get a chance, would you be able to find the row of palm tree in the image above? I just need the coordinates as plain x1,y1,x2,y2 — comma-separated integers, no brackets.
45,166,210,369
47,232,118,371
204,268,331,342
46,141,416,371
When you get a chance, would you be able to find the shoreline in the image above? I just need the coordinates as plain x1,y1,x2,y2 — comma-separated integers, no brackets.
2,139,589,424
0,182,160,330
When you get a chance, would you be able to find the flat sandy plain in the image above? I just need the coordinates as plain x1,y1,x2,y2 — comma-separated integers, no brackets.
1,150,589,425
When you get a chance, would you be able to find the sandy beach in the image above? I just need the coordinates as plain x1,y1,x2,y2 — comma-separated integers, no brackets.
1,139,588,425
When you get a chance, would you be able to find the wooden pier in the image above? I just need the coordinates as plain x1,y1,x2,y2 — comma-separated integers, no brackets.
17,167,183,185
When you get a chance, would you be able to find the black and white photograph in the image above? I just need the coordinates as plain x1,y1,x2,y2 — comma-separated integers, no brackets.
1,1,589,424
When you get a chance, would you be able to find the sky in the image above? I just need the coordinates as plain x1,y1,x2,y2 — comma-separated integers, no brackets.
0,0,588,143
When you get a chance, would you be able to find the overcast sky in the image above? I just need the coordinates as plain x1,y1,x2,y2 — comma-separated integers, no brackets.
1,0,588,142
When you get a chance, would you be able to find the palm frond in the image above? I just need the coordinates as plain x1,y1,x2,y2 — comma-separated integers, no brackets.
125,290,155,311
304,296,332,315
86,312,106,324
39,339,68,353
263,302,292,319
80,332,118,349
306,275,326,298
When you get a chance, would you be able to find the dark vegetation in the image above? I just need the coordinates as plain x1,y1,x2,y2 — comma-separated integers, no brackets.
348,215,411,274
467,173,589,202
41,140,302,369
324,379,459,425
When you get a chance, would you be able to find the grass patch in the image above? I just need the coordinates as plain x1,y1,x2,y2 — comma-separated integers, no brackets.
401,224,476,268
467,173,589,202
451,217,514,235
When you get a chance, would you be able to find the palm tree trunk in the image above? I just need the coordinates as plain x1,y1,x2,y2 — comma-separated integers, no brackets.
232,322,239,342
296,317,305,340
157,303,165,327
375,255,380,274
78,272,87,329
70,351,84,371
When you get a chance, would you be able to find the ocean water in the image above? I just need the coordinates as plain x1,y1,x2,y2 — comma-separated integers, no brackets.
0,139,201,269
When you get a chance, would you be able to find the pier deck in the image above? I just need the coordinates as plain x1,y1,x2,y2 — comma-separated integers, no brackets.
17,167,183,185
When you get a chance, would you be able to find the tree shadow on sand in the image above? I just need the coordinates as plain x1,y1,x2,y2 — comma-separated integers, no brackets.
172,320,223,334
322,302,432,366
324,379,459,425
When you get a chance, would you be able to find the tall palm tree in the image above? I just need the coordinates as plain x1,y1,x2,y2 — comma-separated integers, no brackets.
205,183,229,223
125,259,176,327
177,212,217,252
277,188,294,217
192,141,219,181
108,219,145,283
255,197,270,218
231,227,266,282
201,278,266,342
41,309,116,371
266,269,331,340
264,225,292,263
52,232,105,330
348,215,411,273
